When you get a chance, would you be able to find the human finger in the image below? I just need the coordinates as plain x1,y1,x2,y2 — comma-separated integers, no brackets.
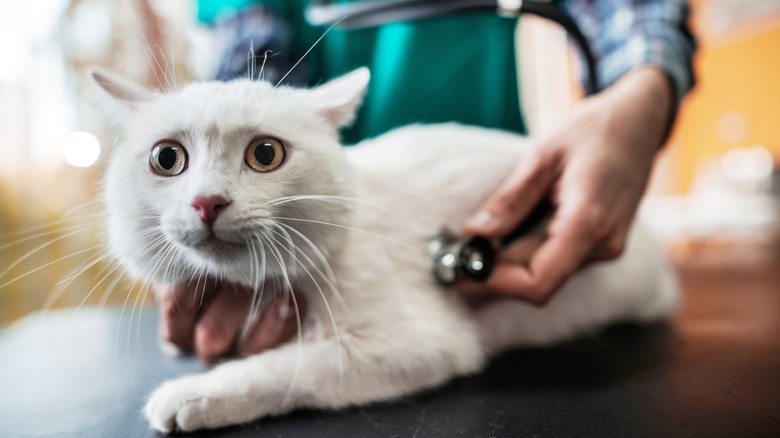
453,231,545,296
495,230,546,265
587,226,630,262
463,150,561,239
476,204,602,303
454,277,494,295
156,279,217,352
238,292,306,357
194,283,252,364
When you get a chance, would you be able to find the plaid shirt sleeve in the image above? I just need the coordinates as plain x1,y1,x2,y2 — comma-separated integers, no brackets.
559,0,697,106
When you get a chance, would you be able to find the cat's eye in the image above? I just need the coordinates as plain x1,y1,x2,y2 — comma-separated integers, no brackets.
150,141,188,176
245,137,286,172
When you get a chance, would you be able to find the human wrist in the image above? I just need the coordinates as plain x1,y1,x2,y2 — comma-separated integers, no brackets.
601,66,675,153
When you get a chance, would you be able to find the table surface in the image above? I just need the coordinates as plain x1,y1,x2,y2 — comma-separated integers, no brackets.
1,258,779,438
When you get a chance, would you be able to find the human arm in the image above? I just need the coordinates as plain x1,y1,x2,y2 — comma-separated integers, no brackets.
459,0,696,302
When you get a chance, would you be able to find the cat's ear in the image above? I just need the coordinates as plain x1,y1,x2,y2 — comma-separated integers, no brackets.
309,67,370,128
91,69,153,114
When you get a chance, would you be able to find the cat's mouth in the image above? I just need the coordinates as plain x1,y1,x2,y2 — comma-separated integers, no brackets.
163,220,249,260
185,234,245,258
201,235,242,248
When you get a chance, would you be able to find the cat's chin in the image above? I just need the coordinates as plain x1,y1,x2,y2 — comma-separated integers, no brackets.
184,236,246,262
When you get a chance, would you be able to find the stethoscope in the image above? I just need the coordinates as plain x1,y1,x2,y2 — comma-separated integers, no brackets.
429,200,554,285
306,0,599,94
305,0,599,286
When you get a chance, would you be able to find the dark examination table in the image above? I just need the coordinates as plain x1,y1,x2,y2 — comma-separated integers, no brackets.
1,260,778,438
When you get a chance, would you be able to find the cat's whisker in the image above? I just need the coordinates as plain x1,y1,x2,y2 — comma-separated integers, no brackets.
153,241,179,293
197,267,211,311
169,45,178,91
53,241,120,288
52,223,160,296
247,233,269,321
55,228,159,286
122,0,172,92
126,284,143,380
248,235,258,289
249,236,266,307
259,50,273,82
274,17,347,88
250,232,309,405
42,251,113,313
271,223,346,310
262,230,292,293
244,237,258,320
115,236,174,367
275,222,340,296
267,226,340,315
271,216,426,255
247,231,291,345
69,257,125,320
246,40,253,80
265,229,345,378
161,44,176,92
255,232,300,345
238,237,262,346
71,230,162,316
98,268,130,311
164,241,194,314
58,198,103,221
0,213,159,254
120,235,180,382
267,194,381,209
0,220,105,252
98,233,165,312
190,266,207,309
0,219,95,244
257,236,268,312
283,285,305,407
134,267,162,368
0,242,109,290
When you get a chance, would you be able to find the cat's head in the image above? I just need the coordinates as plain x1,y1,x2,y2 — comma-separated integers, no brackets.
93,68,370,287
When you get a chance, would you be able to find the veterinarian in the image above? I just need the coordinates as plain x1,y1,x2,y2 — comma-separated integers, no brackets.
158,0,695,363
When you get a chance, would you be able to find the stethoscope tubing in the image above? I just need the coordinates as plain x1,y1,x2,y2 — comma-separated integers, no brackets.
306,0,600,94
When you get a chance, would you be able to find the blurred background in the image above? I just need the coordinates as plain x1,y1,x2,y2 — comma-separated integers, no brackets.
0,0,779,327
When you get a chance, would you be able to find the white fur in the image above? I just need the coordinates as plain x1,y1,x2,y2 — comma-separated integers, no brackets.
95,69,677,433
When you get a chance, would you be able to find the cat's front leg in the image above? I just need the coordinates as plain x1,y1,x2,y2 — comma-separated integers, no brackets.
145,315,484,432
145,341,344,432
145,374,227,433
144,353,307,432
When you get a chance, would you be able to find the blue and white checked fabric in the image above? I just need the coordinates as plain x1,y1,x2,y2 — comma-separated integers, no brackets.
561,0,697,104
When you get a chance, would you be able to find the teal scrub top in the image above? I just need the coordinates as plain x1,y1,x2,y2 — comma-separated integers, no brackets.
198,0,525,143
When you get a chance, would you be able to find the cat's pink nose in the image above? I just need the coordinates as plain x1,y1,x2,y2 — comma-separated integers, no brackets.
191,195,231,225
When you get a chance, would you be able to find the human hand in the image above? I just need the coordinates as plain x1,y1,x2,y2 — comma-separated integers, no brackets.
155,280,305,364
460,66,674,304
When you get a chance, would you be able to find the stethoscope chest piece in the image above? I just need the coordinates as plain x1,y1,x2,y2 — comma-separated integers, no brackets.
429,200,554,286
430,233,496,286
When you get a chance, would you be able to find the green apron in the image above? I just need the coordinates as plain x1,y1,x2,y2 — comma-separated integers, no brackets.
198,0,526,143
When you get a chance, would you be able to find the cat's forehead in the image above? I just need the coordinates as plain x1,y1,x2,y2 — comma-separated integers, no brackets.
176,79,274,104
132,79,312,141
160,80,282,120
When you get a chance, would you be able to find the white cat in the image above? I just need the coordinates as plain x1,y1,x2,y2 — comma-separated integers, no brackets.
93,68,677,433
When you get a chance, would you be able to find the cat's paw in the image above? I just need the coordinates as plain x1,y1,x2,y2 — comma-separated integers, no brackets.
144,376,240,433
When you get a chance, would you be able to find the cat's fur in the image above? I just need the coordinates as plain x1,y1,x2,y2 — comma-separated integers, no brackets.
94,68,677,432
